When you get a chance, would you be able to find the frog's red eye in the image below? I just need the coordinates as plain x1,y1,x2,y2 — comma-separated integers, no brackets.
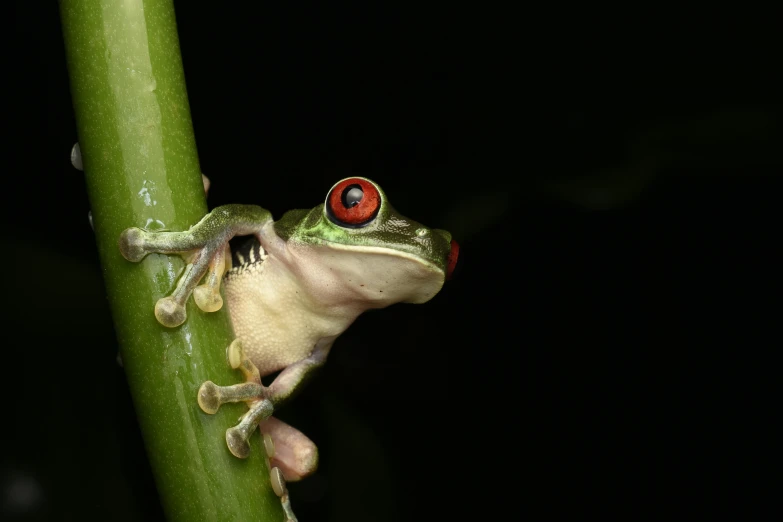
326,178,381,228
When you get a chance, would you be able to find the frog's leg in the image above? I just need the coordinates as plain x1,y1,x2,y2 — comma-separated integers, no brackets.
119,204,272,327
198,341,326,522
197,339,329,463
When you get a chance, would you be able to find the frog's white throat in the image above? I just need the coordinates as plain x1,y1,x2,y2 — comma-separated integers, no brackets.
283,241,445,309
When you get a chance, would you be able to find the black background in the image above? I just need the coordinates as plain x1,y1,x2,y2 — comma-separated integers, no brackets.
8,2,780,520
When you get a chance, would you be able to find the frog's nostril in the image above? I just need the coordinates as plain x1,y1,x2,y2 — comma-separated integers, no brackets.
446,240,460,280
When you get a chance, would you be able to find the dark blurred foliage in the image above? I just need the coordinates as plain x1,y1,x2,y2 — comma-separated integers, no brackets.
7,2,780,520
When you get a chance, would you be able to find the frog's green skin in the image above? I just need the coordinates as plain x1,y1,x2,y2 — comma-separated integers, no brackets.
117,176,455,511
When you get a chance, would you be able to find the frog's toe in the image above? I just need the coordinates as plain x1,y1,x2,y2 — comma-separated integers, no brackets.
197,380,263,414
226,427,251,458
193,246,227,313
71,142,83,171
154,296,187,328
270,467,298,522
119,228,150,262
227,339,244,369
270,466,287,497
197,381,222,414
224,398,274,458
223,338,262,383
194,283,223,312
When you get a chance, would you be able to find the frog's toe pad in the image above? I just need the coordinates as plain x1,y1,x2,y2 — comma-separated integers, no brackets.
271,467,299,521
71,142,83,171
194,285,223,312
226,427,251,459
119,228,149,262
154,297,187,327
227,339,244,369
197,381,222,414
270,467,287,497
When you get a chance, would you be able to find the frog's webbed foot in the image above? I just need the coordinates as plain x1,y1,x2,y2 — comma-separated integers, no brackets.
197,340,272,458
119,204,272,327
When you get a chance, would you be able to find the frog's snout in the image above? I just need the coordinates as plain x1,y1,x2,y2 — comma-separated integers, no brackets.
446,239,460,280
433,228,459,280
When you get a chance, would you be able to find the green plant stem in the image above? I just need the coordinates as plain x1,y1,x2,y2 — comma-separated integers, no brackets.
59,1,283,520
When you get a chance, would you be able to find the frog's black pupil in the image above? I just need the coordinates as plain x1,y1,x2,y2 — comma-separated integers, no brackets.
342,185,364,208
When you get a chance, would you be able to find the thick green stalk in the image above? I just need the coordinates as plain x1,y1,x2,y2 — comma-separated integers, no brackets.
59,1,283,520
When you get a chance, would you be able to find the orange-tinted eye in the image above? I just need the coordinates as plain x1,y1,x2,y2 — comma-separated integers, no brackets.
326,178,381,227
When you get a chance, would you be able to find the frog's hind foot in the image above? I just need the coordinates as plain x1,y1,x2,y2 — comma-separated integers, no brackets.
197,340,273,458
198,343,305,518
119,204,271,327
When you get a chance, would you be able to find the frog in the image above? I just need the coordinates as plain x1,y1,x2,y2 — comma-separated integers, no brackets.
85,142,459,519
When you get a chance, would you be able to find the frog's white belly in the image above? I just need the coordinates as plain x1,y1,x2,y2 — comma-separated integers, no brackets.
223,242,353,376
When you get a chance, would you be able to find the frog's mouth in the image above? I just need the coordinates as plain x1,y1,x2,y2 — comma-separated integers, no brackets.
308,227,451,275
319,242,445,273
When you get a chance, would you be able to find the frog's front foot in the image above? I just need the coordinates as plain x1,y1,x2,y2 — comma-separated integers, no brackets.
120,227,229,328
119,204,271,327
119,227,228,327
197,340,273,458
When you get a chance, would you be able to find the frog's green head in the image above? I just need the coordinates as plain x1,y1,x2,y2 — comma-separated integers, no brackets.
274,177,459,306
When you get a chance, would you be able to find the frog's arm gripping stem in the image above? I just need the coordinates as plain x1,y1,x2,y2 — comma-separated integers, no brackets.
118,205,272,327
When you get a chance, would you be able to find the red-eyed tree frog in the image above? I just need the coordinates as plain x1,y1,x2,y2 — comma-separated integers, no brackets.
75,143,459,521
